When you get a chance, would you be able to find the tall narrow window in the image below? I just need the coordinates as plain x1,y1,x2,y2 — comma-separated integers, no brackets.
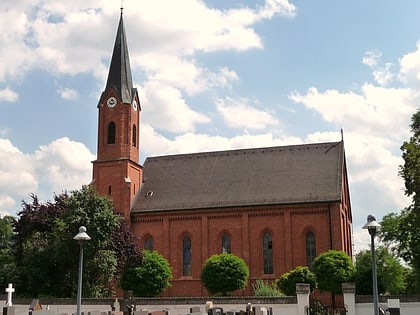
183,236,192,276
107,121,116,144
263,232,273,274
144,236,153,251
306,232,316,267
132,124,137,147
221,233,231,253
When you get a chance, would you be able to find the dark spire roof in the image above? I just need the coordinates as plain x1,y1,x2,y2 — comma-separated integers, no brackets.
105,10,134,103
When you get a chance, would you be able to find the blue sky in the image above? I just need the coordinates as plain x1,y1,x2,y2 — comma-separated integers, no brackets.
1,0,419,253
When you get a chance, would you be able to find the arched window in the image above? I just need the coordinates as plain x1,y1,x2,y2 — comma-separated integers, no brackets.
183,236,192,276
263,232,273,274
306,231,316,267
221,233,231,254
107,121,116,144
132,124,137,147
144,236,153,251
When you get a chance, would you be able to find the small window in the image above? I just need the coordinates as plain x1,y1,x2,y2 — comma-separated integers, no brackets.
145,237,153,251
306,232,316,267
263,232,273,274
107,121,116,144
222,233,231,254
183,236,192,276
132,124,137,147
108,185,112,195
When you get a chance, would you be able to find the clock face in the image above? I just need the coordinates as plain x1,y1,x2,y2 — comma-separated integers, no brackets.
107,97,117,108
133,100,138,111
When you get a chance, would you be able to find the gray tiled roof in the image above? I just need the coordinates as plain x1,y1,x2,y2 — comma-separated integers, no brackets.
131,141,345,213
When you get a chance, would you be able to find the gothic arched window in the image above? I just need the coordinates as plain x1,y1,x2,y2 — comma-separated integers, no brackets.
107,121,116,144
144,236,153,251
263,232,273,274
306,231,316,267
222,233,231,254
183,236,192,276
132,124,137,147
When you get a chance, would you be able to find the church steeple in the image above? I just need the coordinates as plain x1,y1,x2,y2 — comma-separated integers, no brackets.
103,9,134,104
92,9,142,221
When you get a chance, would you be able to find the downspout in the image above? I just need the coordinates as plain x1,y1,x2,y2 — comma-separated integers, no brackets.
328,203,333,249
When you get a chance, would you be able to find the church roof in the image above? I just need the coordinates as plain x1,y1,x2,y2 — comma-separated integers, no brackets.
103,11,134,104
131,141,346,213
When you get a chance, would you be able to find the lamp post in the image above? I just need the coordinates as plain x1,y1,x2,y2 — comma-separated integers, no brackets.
362,214,381,315
74,226,91,315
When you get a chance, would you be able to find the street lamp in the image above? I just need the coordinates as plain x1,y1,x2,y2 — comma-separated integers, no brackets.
362,214,381,315
74,226,91,315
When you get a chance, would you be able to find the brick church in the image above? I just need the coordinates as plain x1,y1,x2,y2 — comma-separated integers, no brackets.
92,11,353,296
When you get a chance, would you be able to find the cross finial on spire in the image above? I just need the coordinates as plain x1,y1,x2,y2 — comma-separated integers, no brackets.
120,0,124,15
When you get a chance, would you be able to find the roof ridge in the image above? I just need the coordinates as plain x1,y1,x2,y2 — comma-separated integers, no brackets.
146,140,343,161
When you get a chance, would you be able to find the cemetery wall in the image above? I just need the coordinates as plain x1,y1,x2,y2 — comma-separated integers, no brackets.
3,293,420,315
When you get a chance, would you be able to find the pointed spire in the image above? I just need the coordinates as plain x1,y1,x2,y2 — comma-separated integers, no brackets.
105,9,134,104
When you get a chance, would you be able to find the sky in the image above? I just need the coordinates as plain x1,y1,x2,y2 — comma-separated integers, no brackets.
0,0,419,254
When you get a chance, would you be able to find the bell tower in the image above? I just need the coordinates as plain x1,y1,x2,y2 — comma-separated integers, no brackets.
92,9,142,221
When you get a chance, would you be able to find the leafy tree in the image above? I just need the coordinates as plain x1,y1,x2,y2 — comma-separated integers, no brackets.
13,186,141,298
0,215,16,289
379,109,420,292
120,250,172,297
312,250,354,308
277,266,316,296
201,253,249,296
354,247,406,295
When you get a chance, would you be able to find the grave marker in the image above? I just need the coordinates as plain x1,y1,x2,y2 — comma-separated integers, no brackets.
5,284,14,306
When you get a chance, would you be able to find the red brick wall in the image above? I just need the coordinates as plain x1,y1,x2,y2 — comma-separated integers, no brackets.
131,201,352,297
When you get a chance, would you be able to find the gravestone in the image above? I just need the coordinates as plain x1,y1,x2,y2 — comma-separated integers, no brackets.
29,299,43,315
207,307,223,315
3,283,15,315
387,299,400,315
189,307,201,315
205,302,213,313
121,291,136,315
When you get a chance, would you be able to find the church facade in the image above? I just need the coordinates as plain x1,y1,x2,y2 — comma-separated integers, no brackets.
92,12,353,297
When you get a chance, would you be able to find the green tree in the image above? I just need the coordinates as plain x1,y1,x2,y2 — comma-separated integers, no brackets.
312,250,354,308
380,109,420,291
0,215,16,289
354,247,406,295
277,266,317,296
13,186,141,297
201,253,249,296
120,250,172,297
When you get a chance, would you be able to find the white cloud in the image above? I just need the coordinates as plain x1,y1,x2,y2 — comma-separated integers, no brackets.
0,195,16,217
0,137,94,216
141,123,301,158
0,0,296,85
363,50,381,68
141,81,211,133
289,84,414,142
139,54,239,95
372,63,394,86
33,137,94,194
399,41,420,86
0,87,18,102
216,97,279,130
58,87,79,100
363,50,395,86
